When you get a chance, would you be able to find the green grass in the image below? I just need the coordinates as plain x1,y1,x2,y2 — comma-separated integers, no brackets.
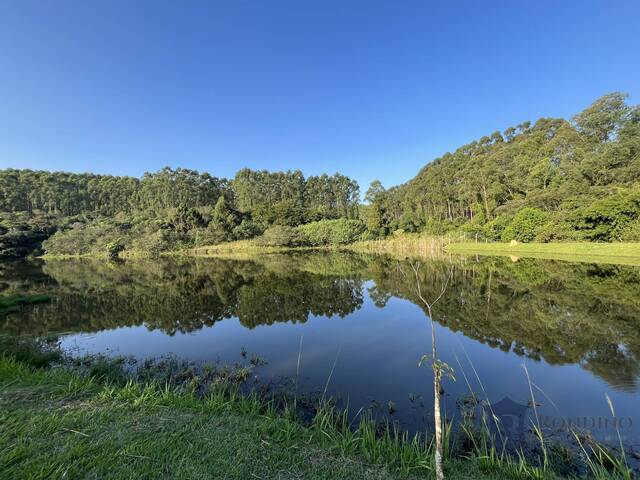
42,233,640,267
1,333,632,480
445,242,640,266
0,356,524,480
189,239,334,257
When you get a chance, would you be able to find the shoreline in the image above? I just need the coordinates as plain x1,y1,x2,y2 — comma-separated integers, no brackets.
1,338,634,479
0,344,535,480
39,238,640,267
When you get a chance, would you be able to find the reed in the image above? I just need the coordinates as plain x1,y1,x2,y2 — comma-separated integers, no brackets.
349,234,453,260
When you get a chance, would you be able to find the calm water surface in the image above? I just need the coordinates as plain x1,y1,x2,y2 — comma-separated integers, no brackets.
2,252,639,445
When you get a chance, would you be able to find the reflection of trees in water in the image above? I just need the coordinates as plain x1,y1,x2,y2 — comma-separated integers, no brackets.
1,256,364,335
366,256,640,392
1,252,639,390
237,274,363,328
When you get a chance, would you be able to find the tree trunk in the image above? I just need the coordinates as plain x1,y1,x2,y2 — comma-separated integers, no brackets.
431,312,444,480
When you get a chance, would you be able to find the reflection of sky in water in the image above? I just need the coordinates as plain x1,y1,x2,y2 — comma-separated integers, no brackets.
60,279,640,445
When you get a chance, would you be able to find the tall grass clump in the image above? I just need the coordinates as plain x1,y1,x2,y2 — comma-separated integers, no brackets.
573,393,633,480
351,233,453,260
311,401,435,475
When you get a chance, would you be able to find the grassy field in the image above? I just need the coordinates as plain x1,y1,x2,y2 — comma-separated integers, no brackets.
0,356,529,480
446,241,640,266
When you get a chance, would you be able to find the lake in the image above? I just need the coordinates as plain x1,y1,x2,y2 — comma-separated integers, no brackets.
2,252,639,447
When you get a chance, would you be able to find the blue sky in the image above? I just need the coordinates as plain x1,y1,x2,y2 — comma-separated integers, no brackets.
1,0,639,191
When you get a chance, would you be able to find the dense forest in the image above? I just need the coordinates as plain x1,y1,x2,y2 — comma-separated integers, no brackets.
0,167,360,256
1,92,638,257
364,92,640,242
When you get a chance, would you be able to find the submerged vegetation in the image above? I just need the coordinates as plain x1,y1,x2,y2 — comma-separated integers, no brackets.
1,93,639,259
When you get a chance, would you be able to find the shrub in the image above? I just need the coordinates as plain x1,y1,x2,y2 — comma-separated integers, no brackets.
397,212,418,233
534,219,580,242
105,240,125,258
254,225,303,247
171,206,206,233
482,214,511,241
621,218,640,241
232,218,262,240
296,219,366,246
573,192,640,241
501,208,549,243
43,219,127,256
421,218,455,236
459,221,485,239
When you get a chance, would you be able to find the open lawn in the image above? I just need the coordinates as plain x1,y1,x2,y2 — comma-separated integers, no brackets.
446,242,640,266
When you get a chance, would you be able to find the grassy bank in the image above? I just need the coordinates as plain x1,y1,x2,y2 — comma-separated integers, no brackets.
2,331,635,479
0,357,393,480
42,237,640,268
189,234,452,260
41,250,156,260
189,239,324,256
446,241,640,266
0,356,532,480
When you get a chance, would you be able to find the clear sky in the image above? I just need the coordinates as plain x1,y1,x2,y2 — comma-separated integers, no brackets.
1,0,639,191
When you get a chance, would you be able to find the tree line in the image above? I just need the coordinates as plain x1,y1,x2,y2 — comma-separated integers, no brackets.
1,92,638,257
0,166,359,223
364,92,640,242
0,167,361,256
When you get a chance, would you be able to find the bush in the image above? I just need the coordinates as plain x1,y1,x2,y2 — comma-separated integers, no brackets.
105,240,125,258
296,219,366,246
420,218,455,236
501,208,549,243
254,225,303,247
482,214,511,241
459,221,486,239
171,206,205,233
43,219,126,256
232,218,262,240
621,218,640,241
574,192,640,241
